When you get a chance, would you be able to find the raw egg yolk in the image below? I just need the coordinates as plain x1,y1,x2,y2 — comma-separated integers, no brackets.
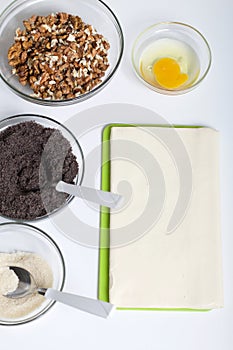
153,57,188,89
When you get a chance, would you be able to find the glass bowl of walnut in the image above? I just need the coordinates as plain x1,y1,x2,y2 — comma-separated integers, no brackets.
0,0,124,106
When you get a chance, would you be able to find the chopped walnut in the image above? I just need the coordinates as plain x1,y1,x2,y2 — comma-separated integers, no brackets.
8,12,110,100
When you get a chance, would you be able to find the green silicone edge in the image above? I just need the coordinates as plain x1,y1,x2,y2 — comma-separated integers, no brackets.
98,123,210,312
98,124,111,302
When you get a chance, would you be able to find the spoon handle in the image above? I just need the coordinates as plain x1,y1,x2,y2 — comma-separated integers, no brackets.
44,288,115,318
56,181,122,209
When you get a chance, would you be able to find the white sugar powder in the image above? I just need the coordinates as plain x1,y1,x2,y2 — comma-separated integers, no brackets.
0,252,53,319
0,267,19,295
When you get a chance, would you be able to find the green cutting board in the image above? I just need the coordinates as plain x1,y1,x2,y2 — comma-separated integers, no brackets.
98,123,210,312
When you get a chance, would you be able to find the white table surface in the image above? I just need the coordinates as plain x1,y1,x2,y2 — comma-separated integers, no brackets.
0,0,233,349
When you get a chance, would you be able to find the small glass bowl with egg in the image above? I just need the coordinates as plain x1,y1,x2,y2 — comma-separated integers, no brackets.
132,22,211,95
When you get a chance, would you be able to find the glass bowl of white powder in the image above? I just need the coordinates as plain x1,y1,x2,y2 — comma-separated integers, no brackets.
0,222,65,325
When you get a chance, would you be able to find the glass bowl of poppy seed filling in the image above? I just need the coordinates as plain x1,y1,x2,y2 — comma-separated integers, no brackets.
0,114,84,221
0,0,124,106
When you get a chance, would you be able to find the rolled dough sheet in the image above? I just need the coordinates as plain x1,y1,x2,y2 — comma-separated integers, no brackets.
109,126,223,309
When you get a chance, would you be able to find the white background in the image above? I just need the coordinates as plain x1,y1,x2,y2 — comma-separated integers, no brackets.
0,0,233,349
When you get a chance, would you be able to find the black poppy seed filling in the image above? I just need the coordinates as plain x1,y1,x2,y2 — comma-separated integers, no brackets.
0,121,79,220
